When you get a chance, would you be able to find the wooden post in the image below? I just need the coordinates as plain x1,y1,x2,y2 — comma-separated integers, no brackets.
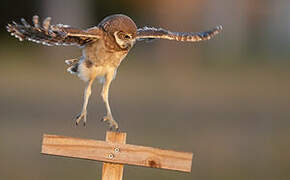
41,131,193,179
102,132,126,180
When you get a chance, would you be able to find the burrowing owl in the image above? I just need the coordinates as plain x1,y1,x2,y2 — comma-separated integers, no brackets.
7,14,222,130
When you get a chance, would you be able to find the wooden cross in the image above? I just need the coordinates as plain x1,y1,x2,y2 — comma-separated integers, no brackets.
41,131,193,180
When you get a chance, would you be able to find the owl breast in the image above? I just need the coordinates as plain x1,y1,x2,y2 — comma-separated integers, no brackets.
77,39,128,82
84,39,128,67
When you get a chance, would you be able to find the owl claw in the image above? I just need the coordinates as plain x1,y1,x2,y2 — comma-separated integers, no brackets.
74,111,87,126
102,115,119,131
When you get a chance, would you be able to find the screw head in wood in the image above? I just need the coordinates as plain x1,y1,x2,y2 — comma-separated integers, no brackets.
114,147,120,153
108,153,114,159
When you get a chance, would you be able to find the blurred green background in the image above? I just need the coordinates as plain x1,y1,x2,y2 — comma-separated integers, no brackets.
1,0,290,180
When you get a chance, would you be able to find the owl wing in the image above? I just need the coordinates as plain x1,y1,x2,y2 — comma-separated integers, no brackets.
7,15,101,46
136,25,222,42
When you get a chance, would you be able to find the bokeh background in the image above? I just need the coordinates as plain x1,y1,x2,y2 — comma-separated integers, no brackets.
1,0,290,179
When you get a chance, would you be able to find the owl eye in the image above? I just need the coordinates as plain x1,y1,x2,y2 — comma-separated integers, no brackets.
124,34,131,39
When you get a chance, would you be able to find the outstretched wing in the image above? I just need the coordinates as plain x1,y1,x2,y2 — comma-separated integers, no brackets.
7,15,101,46
136,25,222,42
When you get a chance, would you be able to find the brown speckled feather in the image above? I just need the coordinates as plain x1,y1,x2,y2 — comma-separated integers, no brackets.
7,16,102,46
137,25,222,42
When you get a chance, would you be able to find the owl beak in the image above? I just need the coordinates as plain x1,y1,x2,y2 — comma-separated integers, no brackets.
124,40,135,49
130,39,136,47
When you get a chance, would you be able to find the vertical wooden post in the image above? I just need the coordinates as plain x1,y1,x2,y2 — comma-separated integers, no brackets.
102,131,127,180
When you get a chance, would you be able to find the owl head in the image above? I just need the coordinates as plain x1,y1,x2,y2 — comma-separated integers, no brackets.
98,14,137,50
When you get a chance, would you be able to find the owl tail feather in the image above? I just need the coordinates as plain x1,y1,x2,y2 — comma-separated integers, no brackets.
65,58,80,75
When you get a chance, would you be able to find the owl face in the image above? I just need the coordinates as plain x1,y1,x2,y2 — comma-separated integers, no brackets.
114,30,136,49
98,14,137,50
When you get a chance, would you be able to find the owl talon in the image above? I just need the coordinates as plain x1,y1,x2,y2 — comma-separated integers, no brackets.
74,111,87,126
102,115,119,130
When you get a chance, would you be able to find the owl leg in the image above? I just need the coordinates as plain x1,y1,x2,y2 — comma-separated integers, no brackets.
101,72,119,130
75,78,94,126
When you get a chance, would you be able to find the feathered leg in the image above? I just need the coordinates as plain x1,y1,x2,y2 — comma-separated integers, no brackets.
101,71,118,130
75,78,94,126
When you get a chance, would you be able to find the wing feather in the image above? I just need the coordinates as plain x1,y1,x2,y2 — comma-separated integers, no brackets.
137,25,222,42
7,15,101,46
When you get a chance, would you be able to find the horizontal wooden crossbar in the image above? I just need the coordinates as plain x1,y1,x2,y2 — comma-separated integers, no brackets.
41,134,193,172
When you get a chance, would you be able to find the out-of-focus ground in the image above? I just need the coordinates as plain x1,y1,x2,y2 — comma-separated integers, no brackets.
1,0,290,180
1,41,289,180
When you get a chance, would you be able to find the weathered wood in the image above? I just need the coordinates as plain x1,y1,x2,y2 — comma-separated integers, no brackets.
102,132,126,180
41,133,193,172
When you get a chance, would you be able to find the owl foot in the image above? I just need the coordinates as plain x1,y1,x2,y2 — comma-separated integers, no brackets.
74,111,87,126
101,115,119,131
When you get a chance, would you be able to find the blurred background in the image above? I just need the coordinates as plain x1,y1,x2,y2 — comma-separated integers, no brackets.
1,0,290,179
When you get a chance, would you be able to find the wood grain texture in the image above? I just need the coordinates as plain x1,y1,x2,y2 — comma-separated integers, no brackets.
102,132,126,180
41,133,193,172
